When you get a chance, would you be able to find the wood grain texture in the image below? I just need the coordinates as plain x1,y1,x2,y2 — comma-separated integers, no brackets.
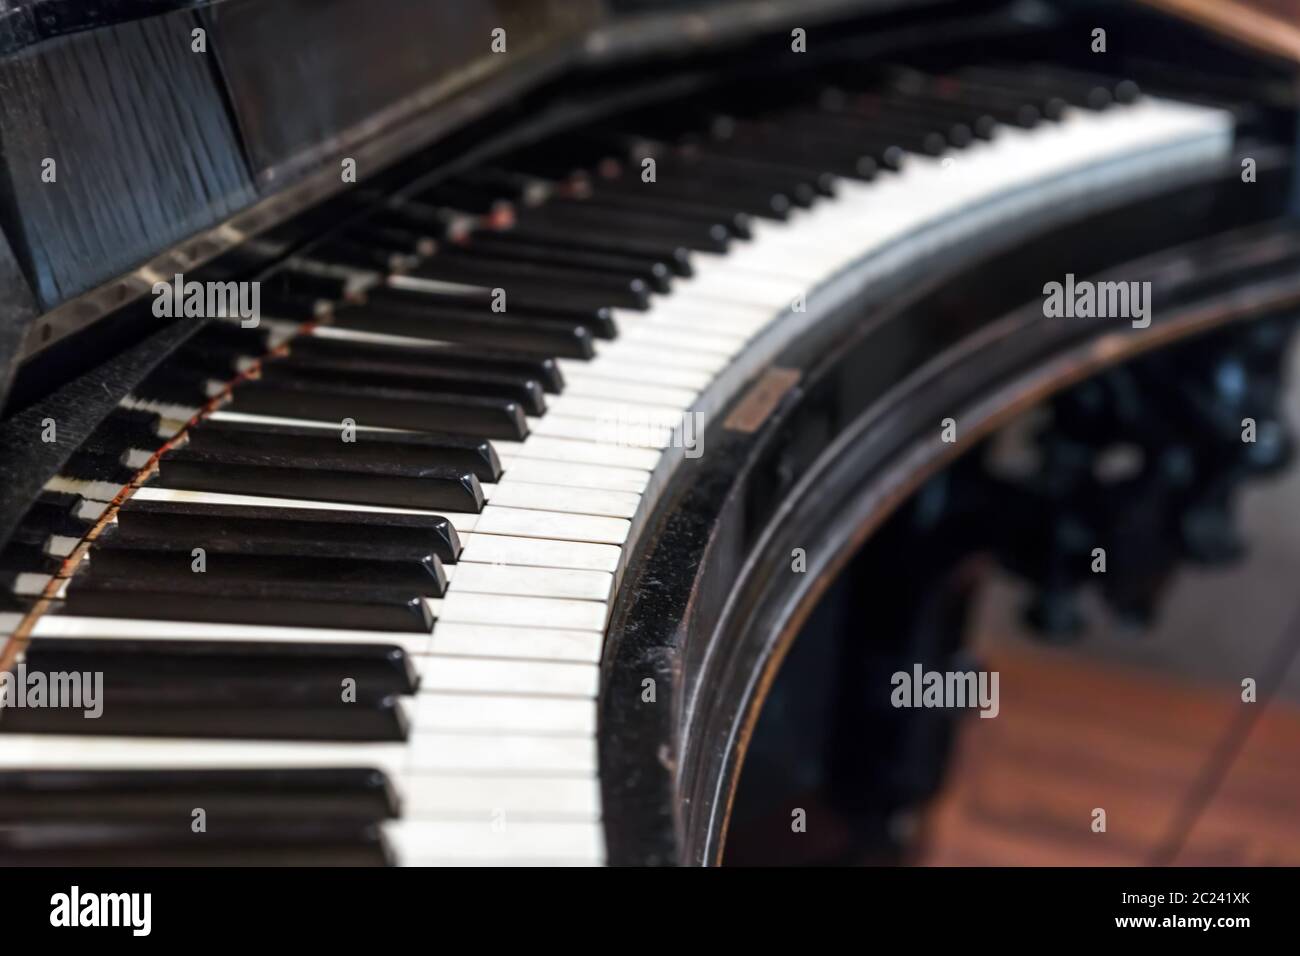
918,647,1300,865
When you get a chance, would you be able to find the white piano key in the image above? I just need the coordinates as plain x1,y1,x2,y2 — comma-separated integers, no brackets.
493,435,661,471
388,819,603,863
404,731,597,773
497,457,650,494
528,413,673,449
412,693,595,734
428,623,603,663
44,477,126,502
551,376,698,409
459,533,620,572
445,562,613,602
556,358,712,391
399,774,601,820
416,656,599,698
483,479,640,519
543,394,689,429
473,505,630,546
429,591,607,632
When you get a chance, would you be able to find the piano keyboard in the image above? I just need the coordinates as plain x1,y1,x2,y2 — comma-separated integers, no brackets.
0,66,1233,865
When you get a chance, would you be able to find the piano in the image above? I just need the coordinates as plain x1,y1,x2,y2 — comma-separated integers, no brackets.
0,0,1297,866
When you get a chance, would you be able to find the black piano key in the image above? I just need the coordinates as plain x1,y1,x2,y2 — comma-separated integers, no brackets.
12,493,95,546
681,135,871,186
964,63,1140,108
909,74,1050,126
259,356,549,415
62,451,136,485
417,180,512,214
449,167,553,205
260,288,331,321
453,231,674,292
227,376,530,439
62,575,435,632
330,301,594,360
265,268,354,303
86,547,448,599
0,821,392,866
156,443,485,513
345,222,437,256
868,90,1000,139
1,695,409,741
0,768,399,822
115,498,462,564
133,367,217,408
0,544,61,592
25,638,419,696
562,185,763,232
407,260,642,319
190,416,500,485
371,201,475,241
307,239,414,273
78,410,166,457
372,279,617,328
490,224,694,276
518,202,732,253
414,249,652,307
287,332,565,393
590,171,783,224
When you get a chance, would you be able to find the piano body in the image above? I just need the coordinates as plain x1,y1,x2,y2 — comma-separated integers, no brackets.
0,0,1297,866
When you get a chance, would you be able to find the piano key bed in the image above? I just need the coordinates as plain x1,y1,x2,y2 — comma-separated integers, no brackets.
0,66,1237,864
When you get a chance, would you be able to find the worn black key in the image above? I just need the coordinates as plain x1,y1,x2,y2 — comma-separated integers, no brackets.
12,493,95,547
259,356,548,415
330,301,594,360
191,416,501,484
114,499,463,564
455,231,674,292
518,202,732,252
0,821,391,866
308,239,415,274
490,224,694,276
25,638,419,696
288,332,565,393
62,575,435,632
908,73,1051,125
0,768,398,822
132,367,214,409
346,222,437,256
228,376,530,439
1,689,409,740
408,256,645,315
371,201,477,240
87,546,448,599
78,410,166,458
415,249,652,306
591,173,781,225
61,451,136,486
156,443,485,512
265,268,355,303
0,544,60,593
375,277,616,325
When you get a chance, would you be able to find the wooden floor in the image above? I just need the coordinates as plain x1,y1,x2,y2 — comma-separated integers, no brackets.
916,646,1300,866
